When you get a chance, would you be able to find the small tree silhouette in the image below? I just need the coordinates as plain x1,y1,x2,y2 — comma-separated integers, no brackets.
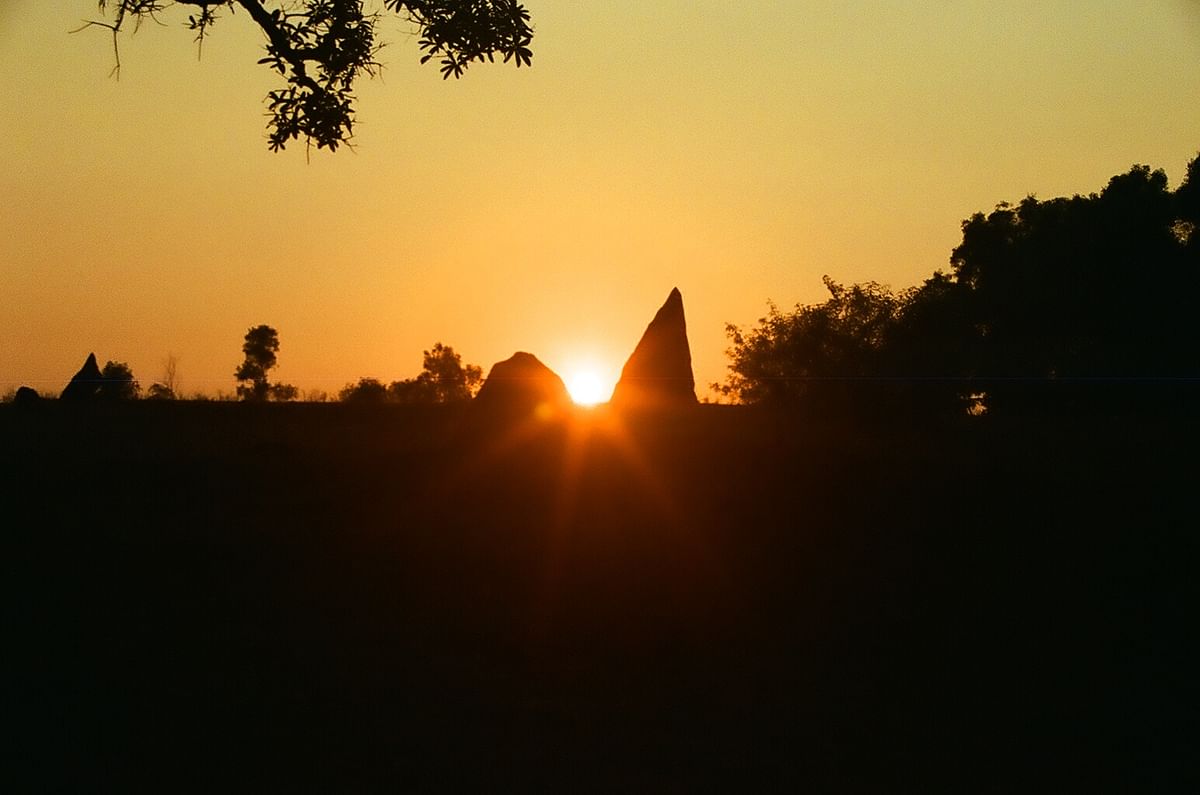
147,353,179,399
98,360,140,400
389,343,482,404
235,325,280,402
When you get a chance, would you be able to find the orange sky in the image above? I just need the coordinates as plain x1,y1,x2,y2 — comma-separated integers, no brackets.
3,2,1200,399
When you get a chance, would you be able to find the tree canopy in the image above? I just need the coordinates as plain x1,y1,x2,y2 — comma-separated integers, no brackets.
339,376,390,403
339,342,482,404
87,1,534,151
951,165,1197,377
235,324,297,401
716,278,912,410
98,360,141,400
718,153,1200,417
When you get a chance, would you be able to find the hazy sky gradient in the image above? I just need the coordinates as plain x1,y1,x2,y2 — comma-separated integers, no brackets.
3,2,1199,398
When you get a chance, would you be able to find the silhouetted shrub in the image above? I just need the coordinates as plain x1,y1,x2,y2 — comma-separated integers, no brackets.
340,378,390,403
146,383,176,400
98,361,140,400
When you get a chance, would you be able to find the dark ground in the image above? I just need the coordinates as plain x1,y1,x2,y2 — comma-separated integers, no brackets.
4,401,1196,792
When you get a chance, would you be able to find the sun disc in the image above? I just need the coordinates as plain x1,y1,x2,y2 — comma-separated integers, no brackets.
566,370,607,406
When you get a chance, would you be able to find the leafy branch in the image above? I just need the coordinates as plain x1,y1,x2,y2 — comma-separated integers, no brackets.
78,0,533,151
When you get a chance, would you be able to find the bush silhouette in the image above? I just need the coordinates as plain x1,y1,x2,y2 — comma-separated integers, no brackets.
98,361,140,400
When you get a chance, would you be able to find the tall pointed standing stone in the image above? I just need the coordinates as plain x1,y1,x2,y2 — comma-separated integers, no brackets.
60,353,104,401
611,288,697,407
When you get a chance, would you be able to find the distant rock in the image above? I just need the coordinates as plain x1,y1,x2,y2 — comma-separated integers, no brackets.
610,287,697,407
13,386,41,405
61,353,104,401
474,352,572,413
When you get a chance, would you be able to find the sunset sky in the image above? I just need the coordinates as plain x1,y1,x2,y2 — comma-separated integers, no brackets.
3,2,1199,400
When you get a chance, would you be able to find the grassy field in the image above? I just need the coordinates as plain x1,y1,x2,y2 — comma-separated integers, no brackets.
5,401,1195,792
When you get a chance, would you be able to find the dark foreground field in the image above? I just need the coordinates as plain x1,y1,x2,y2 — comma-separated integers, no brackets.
4,401,1196,792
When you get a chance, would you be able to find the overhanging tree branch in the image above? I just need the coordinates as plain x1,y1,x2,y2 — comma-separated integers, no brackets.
81,1,534,152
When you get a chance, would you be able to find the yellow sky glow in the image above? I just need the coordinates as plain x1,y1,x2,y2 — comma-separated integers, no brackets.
2,2,1199,398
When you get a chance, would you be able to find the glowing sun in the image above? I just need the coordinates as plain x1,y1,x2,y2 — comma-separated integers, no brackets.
565,369,609,406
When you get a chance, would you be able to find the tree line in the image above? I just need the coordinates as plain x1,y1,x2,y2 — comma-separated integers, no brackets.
234,325,482,404
1,327,481,405
715,154,1200,417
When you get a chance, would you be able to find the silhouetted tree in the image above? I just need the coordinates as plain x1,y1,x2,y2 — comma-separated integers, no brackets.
339,377,390,403
147,353,180,400
98,360,140,400
1173,153,1199,253
883,271,979,415
423,342,483,402
949,160,1199,413
389,342,482,404
715,278,911,412
720,152,1200,417
387,377,437,404
84,1,534,152
235,325,281,401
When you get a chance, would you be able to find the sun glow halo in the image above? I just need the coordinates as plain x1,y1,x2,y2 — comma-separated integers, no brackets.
566,369,609,406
